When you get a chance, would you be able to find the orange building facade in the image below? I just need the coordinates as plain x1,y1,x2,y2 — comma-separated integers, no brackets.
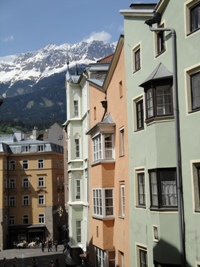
87,36,130,267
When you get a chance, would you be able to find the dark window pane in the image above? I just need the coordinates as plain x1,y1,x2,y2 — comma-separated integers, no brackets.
136,100,144,130
190,3,200,32
191,72,200,110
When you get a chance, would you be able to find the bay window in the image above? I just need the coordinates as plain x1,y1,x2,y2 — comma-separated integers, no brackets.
93,188,114,218
93,133,114,162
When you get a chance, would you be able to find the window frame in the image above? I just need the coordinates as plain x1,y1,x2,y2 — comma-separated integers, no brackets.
76,220,82,243
190,2,200,33
136,170,146,208
137,245,148,267
95,247,106,267
191,71,200,111
22,195,29,206
38,159,44,169
145,80,173,122
74,100,79,117
75,179,81,200
22,159,28,170
22,215,29,225
9,160,16,170
192,161,200,212
186,66,200,113
38,194,45,206
149,168,178,210
93,188,114,219
155,24,166,56
9,215,15,225
9,178,16,189
22,178,29,188
38,214,45,224
119,127,125,157
75,138,80,158
120,184,125,217
9,196,16,207
38,177,45,188
92,133,114,162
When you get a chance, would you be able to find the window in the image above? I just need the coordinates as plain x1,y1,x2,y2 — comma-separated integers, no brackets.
22,159,28,170
9,196,16,207
4,196,7,207
191,71,200,111
93,188,114,218
75,180,81,200
153,225,159,242
23,215,29,225
76,221,82,243
9,160,16,170
22,145,29,152
120,184,125,217
4,160,7,169
119,127,125,156
119,251,124,267
95,247,106,267
38,177,45,187
149,168,177,209
93,134,114,162
9,216,15,225
136,99,144,130
38,195,45,205
119,80,123,98
39,214,45,223
38,159,44,169
156,26,165,56
137,246,148,267
22,178,29,188
146,83,173,120
132,45,141,72
190,2,200,32
38,145,44,152
23,196,29,206
136,172,146,207
192,162,200,211
75,138,80,158
9,178,16,189
94,107,97,120
74,100,79,117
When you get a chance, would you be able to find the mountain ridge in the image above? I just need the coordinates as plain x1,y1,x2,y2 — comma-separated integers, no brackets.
0,40,115,126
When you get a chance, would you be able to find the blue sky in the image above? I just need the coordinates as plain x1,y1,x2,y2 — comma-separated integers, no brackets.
0,0,158,57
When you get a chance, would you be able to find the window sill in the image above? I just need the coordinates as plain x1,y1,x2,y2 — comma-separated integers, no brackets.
92,215,114,221
136,205,146,209
134,127,144,133
118,215,125,219
188,108,200,114
155,49,166,58
91,159,115,167
150,207,178,212
146,115,174,125
187,27,200,36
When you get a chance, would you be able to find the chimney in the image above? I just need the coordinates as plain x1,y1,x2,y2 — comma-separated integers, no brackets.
32,127,39,140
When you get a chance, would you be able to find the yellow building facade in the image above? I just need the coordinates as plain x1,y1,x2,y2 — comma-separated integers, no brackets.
0,130,66,250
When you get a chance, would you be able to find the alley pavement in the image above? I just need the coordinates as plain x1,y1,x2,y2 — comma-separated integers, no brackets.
0,246,67,266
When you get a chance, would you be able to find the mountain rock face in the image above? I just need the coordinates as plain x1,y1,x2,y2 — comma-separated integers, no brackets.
0,40,115,125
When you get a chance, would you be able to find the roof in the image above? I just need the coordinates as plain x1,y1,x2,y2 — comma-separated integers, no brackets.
139,62,172,87
86,113,115,135
97,54,114,63
87,78,104,88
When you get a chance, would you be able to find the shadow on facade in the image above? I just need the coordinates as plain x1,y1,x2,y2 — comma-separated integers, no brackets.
153,238,191,267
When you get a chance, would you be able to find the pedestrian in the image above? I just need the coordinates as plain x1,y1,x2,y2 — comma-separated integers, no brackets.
63,239,68,253
42,239,45,252
55,259,59,267
48,239,52,252
54,240,58,251
49,259,54,267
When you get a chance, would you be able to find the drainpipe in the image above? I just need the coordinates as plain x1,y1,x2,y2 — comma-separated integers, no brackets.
146,24,186,267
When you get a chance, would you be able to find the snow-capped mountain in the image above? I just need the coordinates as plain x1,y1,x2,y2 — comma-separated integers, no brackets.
0,40,115,126
0,40,115,97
